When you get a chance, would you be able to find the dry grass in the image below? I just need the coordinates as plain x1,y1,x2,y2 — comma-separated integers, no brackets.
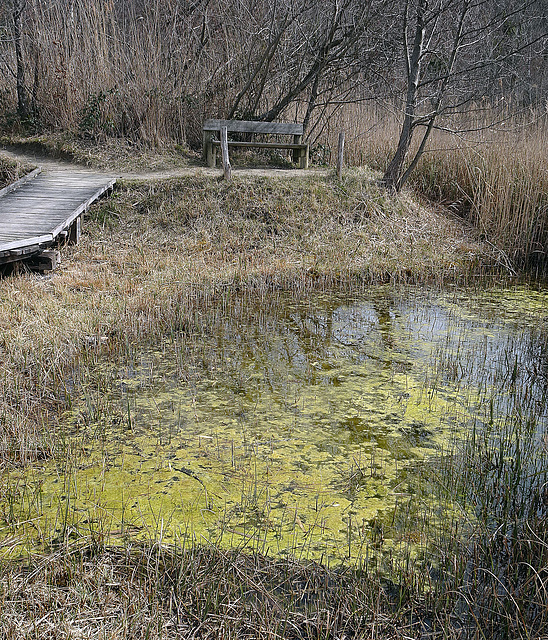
0,542,446,640
318,103,548,271
0,171,485,466
0,0,224,146
1,133,197,172
0,155,34,188
411,121,548,271
1,0,545,271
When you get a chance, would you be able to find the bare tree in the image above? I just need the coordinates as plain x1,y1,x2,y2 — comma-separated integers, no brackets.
221,0,392,131
380,0,547,192
12,0,28,119
259,0,375,124
226,1,295,120
0,0,545,148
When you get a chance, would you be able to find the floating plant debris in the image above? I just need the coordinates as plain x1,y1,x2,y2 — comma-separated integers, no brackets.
3,286,548,564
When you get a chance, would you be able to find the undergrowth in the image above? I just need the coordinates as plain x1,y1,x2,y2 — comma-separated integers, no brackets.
0,155,33,188
1,172,545,640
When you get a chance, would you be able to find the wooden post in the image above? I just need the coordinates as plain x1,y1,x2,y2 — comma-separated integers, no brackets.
292,133,302,164
337,132,345,180
203,130,216,167
220,126,231,180
300,144,309,169
68,216,81,244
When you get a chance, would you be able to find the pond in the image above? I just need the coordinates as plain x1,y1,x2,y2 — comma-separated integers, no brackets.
4,285,548,565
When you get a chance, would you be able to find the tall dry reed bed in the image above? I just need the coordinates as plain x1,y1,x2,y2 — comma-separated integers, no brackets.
408,119,548,273
318,104,548,273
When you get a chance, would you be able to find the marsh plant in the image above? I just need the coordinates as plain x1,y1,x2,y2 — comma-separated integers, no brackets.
2,282,548,638
320,104,548,272
0,170,546,638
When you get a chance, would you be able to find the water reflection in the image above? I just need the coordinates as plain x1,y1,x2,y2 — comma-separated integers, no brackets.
5,286,548,560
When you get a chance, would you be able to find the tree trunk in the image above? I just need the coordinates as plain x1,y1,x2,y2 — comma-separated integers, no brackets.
13,0,28,120
381,0,426,191
381,117,413,192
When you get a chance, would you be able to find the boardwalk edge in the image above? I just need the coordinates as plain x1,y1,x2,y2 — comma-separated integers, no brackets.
0,166,42,200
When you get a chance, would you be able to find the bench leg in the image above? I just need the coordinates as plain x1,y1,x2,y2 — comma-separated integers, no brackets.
202,131,210,161
207,144,217,168
203,131,217,167
292,134,302,165
298,145,309,169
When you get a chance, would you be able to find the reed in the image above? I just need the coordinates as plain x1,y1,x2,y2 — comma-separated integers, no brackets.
320,103,548,272
0,0,234,145
0,155,32,187
409,118,548,271
0,539,455,639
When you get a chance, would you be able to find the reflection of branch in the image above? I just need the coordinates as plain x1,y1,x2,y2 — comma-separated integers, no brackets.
176,466,206,489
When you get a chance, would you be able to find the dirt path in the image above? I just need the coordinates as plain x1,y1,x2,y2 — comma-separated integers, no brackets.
1,146,329,181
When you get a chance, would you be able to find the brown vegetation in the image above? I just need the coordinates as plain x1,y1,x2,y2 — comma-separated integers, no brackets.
0,170,485,467
1,0,546,187
0,543,456,639
0,154,32,187
317,104,548,272
0,151,545,640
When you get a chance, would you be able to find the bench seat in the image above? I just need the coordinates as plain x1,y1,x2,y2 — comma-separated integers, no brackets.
203,119,309,169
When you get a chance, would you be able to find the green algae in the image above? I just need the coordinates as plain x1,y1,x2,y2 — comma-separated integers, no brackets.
2,285,548,564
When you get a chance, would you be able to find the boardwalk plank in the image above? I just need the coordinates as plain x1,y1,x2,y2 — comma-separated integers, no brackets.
0,162,115,259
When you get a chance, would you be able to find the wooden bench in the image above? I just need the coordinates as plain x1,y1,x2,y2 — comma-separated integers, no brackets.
202,119,309,169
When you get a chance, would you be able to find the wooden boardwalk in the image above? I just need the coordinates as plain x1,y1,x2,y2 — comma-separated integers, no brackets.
0,163,116,266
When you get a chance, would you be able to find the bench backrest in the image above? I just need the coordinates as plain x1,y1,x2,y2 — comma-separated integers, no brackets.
203,119,303,136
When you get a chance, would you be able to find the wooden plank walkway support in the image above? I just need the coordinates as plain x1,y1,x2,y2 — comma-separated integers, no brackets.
31,249,60,272
0,162,116,270
220,126,232,181
337,132,345,180
68,216,81,245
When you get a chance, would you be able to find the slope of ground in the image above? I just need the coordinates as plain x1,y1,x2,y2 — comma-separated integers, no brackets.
0,148,502,640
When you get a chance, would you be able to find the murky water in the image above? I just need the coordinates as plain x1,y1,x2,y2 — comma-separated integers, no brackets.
4,285,548,561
